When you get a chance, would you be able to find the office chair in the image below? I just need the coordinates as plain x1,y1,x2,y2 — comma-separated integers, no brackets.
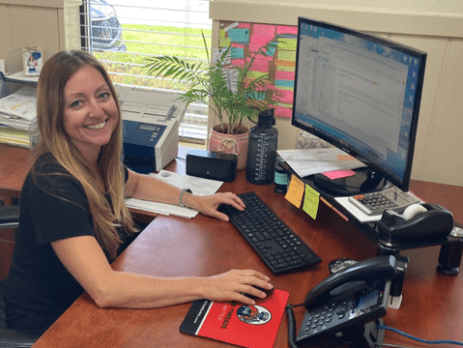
0,204,40,348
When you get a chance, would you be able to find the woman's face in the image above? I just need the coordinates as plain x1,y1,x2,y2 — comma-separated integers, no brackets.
63,65,119,161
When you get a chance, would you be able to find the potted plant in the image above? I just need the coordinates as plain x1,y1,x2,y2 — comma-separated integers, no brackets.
144,32,279,170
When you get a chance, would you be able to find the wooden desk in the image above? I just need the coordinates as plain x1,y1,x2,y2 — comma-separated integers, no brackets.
0,145,32,279
28,156,463,348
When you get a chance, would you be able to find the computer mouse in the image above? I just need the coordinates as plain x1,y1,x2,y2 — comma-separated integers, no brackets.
243,286,274,301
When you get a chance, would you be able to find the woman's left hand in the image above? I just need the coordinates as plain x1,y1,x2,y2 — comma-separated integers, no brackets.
187,192,245,221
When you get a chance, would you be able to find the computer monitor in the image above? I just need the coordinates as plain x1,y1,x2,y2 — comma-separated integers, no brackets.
291,17,427,196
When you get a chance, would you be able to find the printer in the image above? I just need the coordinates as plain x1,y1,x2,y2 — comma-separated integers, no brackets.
115,85,188,174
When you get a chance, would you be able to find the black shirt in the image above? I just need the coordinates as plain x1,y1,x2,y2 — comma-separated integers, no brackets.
3,154,130,334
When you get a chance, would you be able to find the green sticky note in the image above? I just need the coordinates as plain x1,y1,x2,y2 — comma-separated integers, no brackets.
278,38,297,51
302,184,320,220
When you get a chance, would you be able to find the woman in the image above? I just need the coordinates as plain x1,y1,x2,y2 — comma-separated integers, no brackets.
3,50,273,335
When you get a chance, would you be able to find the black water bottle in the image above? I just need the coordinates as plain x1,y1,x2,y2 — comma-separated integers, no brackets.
246,109,278,185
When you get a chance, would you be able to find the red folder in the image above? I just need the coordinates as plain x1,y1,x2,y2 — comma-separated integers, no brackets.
180,289,289,348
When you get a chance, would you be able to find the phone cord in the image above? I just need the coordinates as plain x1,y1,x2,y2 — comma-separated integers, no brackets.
285,304,301,348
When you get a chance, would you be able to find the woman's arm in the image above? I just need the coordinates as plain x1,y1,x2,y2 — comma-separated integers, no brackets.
52,236,273,308
124,168,245,221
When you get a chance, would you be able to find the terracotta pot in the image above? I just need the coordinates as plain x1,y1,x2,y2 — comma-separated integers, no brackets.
208,125,249,170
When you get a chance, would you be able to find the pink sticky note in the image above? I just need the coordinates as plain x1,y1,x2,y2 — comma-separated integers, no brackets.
248,43,263,52
238,22,251,29
277,26,298,35
253,24,276,36
322,170,356,180
274,106,293,118
249,59,269,72
250,34,274,46
274,89,294,104
275,70,295,81
231,59,245,68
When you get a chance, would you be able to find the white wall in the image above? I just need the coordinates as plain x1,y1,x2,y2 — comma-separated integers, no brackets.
209,0,463,187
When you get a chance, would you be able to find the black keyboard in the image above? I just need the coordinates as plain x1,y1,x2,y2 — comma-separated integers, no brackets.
219,191,321,275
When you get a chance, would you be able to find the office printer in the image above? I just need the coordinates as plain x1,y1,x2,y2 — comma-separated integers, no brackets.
115,85,188,173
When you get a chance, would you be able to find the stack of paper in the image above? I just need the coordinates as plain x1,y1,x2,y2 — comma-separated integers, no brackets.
124,170,223,219
277,148,366,178
0,85,38,148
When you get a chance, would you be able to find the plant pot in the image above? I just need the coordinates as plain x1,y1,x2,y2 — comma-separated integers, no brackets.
208,125,249,170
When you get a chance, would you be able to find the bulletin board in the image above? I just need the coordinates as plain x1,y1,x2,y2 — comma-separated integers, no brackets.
218,21,298,118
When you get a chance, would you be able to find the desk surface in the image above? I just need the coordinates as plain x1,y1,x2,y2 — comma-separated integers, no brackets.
1,145,463,348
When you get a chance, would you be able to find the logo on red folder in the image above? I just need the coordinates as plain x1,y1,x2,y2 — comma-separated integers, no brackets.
236,305,272,325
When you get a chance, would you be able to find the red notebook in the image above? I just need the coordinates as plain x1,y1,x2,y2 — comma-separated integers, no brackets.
180,289,289,348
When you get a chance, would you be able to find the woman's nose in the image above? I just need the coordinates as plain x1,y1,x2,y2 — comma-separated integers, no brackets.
88,98,104,116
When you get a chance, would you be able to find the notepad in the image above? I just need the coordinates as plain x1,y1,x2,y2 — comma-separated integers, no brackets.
180,289,289,348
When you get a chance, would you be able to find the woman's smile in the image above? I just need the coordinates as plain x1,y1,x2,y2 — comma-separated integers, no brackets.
85,121,107,130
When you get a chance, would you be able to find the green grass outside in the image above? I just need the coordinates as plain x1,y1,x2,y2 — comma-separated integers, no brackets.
94,24,212,91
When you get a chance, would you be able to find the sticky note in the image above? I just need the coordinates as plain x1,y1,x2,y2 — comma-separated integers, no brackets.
237,22,251,29
277,26,298,35
278,38,297,51
278,50,296,62
275,70,295,81
231,47,244,59
274,106,293,118
285,175,305,208
248,56,269,72
275,80,295,88
275,59,295,67
274,89,294,104
228,29,250,43
253,24,276,36
322,170,356,180
219,37,232,48
303,185,320,220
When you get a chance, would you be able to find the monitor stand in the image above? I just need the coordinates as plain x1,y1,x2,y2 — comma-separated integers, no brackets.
310,167,389,197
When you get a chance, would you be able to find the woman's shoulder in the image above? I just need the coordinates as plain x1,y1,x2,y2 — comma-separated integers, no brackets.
24,153,84,198
33,153,69,175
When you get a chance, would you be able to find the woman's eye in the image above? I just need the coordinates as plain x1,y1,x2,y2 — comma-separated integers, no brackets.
70,100,83,108
99,92,111,99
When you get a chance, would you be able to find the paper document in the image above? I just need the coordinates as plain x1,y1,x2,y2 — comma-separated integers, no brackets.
124,170,223,218
277,148,366,178
0,86,37,121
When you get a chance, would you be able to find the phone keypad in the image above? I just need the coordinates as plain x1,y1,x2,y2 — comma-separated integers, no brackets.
300,299,354,338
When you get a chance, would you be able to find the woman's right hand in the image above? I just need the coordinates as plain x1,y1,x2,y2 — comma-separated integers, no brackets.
202,269,274,305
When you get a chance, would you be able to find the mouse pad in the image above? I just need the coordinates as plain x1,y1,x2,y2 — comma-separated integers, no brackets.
180,289,289,348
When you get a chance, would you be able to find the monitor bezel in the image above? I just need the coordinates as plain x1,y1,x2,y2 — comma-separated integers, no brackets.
291,17,427,193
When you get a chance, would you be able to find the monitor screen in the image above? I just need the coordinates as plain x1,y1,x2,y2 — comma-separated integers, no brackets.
291,17,427,196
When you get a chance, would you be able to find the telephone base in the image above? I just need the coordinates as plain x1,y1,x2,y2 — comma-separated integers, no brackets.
316,319,385,348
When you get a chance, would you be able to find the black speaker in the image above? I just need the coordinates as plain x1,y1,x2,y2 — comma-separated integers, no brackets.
186,149,237,182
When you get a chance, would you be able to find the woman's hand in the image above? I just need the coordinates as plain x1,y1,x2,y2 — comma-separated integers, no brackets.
186,192,245,221
202,269,274,305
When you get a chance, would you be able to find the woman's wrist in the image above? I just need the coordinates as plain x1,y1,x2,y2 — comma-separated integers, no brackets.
179,189,192,207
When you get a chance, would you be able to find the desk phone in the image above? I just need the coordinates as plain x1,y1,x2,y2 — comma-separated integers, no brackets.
286,255,404,348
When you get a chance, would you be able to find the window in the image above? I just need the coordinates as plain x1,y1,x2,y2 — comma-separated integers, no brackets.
80,0,212,144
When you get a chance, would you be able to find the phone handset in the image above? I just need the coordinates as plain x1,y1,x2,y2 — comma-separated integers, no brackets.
304,255,397,311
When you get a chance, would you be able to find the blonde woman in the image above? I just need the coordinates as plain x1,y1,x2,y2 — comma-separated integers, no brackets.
3,50,273,335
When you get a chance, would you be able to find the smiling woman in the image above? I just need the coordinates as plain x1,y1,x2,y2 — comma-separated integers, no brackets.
2,50,271,336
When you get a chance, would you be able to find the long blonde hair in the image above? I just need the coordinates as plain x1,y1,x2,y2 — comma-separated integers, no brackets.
34,50,137,260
